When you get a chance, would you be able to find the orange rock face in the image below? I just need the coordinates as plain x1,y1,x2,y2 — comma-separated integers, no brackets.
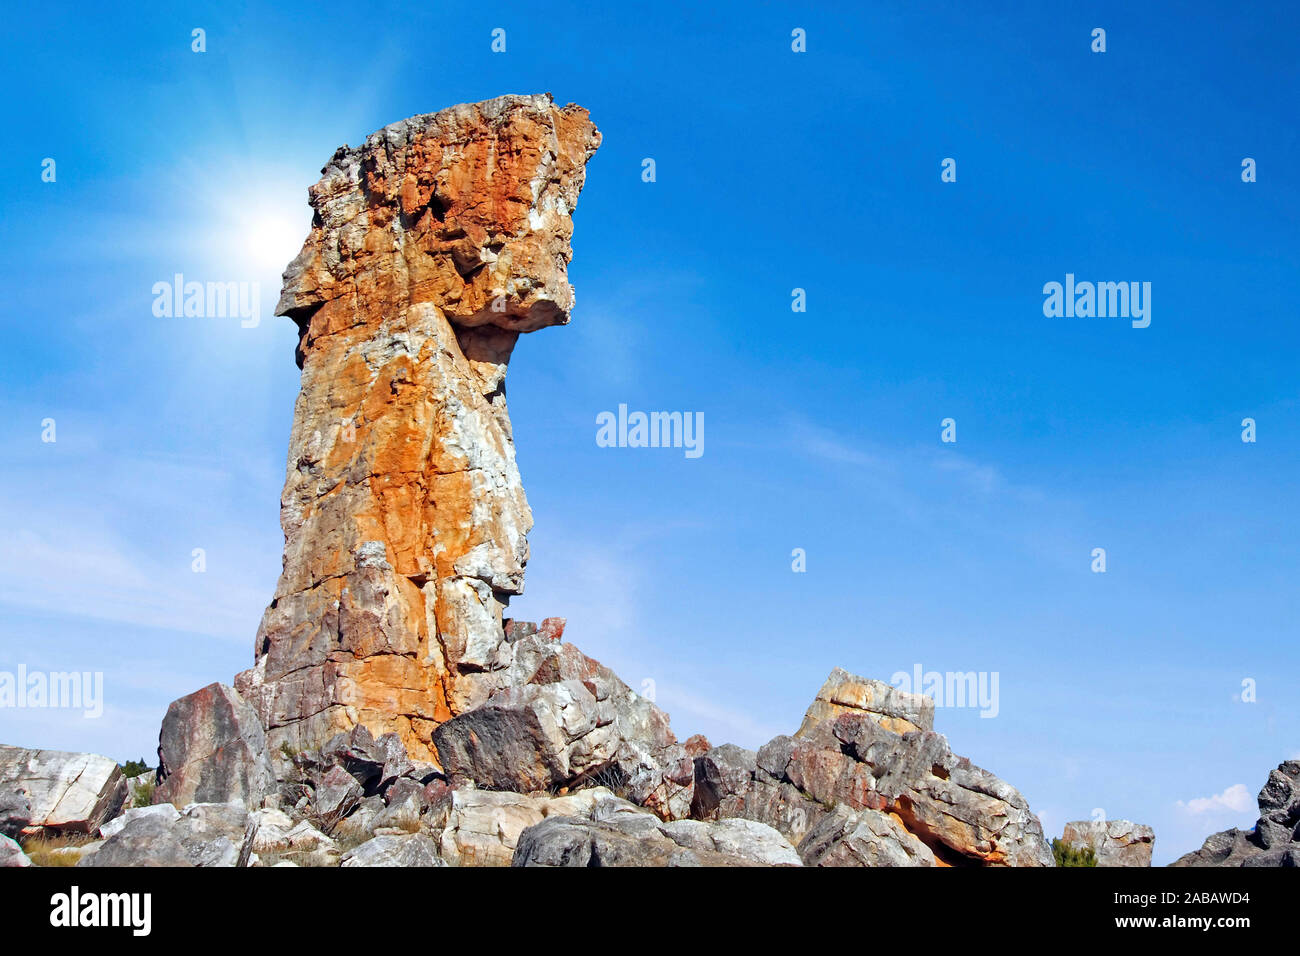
236,95,601,765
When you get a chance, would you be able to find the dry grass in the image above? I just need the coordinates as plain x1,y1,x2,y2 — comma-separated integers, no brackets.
21,832,96,867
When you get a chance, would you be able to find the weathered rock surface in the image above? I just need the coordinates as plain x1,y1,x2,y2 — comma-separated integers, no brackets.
235,93,601,765
249,808,339,866
80,801,255,868
0,789,32,838
437,786,629,867
341,832,444,867
312,766,363,833
0,745,127,835
798,804,937,867
153,683,275,809
99,803,180,840
512,801,801,867
433,629,693,819
1173,760,1300,867
1061,819,1154,867
691,669,1054,867
796,667,934,736
0,833,32,867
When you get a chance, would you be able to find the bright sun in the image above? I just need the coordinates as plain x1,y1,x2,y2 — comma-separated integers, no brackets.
242,210,310,278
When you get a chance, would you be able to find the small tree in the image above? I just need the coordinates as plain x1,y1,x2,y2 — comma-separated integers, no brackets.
120,758,151,779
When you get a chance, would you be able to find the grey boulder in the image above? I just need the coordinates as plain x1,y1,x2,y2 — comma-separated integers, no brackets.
0,745,127,835
154,683,275,809
80,801,255,867
341,832,445,867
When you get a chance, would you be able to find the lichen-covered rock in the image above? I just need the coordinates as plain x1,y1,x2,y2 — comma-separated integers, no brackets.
0,745,127,835
236,94,600,766
1173,760,1300,867
153,683,275,809
1061,819,1154,867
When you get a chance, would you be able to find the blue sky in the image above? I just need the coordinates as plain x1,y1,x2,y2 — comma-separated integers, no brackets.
1,2,1296,864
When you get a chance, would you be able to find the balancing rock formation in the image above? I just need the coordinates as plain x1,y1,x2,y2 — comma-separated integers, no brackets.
61,94,1057,868
235,94,602,764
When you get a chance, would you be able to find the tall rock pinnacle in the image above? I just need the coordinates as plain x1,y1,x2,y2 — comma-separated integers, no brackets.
236,94,601,765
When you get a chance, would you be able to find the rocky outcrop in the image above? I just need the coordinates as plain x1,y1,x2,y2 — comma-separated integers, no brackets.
1061,819,1154,867
153,683,276,809
235,93,601,766
432,628,693,819
0,745,127,835
1173,760,1300,867
690,668,1054,867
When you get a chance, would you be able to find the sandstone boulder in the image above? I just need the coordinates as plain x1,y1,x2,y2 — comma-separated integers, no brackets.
153,683,275,810
0,745,127,835
1061,819,1154,867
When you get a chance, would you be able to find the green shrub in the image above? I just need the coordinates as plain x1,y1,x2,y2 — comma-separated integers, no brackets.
1052,838,1097,867
131,778,156,808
